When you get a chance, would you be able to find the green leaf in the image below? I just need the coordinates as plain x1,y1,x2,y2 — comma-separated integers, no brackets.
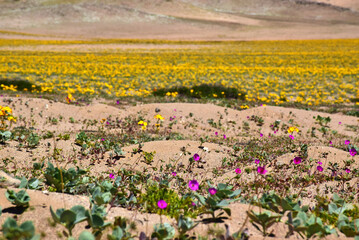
79,231,95,240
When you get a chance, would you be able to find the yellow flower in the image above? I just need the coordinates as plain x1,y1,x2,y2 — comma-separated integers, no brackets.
8,116,16,122
154,114,164,120
288,126,299,133
138,120,147,130
240,105,249,109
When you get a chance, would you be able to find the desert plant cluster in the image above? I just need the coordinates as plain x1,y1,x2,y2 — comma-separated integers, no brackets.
0,38,358,240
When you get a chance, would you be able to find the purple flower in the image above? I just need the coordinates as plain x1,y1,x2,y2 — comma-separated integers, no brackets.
223,134,227,139
339,122,342,125
193,153,200,161
188,180,199,191
101,138,105,141
116,100,120,104
317,166,323,172
109,173,115,179
345,168,351,173
215,131,218,136
289,135,294,140
318,161,323,165
260,133,263,137
345,140,350,145
349,148,357,157
191,202,196,206
274,131,277,134
255,159,260,164
172,172,177,176
208,188,217,195
157,200,167,209
235,168,241,174
293,157,302,164
329,141,332,145
257,166,267,175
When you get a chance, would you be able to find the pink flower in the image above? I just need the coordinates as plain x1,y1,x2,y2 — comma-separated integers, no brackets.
109,173,115,179
188,180,199,191
345,140,350,145
293,157,302,164
274,131,277,134
345,168,351,173
318,161,322,165
208,188,217,195
339,122,342,125
317,166,323,172
191,202,196,206
255,159,260,164
329,141,332,145
223,134,227,139
260,133,263,137
215,132,218,136
193,153,200,161
235,168,241,174
157,200,167,209
289,135,294,140
257,166,267,175
172,172,177,176
349,148,357,157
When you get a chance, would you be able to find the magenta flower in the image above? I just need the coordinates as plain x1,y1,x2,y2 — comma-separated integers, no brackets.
289,135,294,140
116,100,120,105
157,200,167,209
339,122,342,125
101,138,105,141
318,161,323,165
274,131,277,134
191,202,196,206
293,157,302,164
215,132,218,136
255,159,260,164
109,173,115,179
329,141,332,145
345,140,350,145
349,148,357,157
193,153,200,161
345,168,351,173
188,180,199,191
257,166,267,175
208,188,217,195
260,133,263,137
172,172,177,176
235,168,241,174
223,134,227,139
317,166,323,172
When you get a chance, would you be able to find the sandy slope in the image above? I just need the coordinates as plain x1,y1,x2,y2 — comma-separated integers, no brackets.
0,0,359,40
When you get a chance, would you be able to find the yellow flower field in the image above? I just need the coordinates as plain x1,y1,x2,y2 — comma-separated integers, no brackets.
0,39,358,105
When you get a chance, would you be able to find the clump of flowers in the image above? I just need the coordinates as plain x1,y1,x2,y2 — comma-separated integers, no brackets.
288,126,299,133
293,157,302,164
66,93,76,104
257,166,267,175
157,200,167,209
189,180,199,191
138,120,147,130
0,105,16,130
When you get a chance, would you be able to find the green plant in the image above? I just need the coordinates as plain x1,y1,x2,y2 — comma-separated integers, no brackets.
0,130,11,143
177,215,198,239
1,217,40,240
151,223,175,240
194,183,241,222
107,217,135,240
44,162,87,193
247,210,281,236
5,189,30,208
50,205,87,237
139,182,198,219
26,132,40,148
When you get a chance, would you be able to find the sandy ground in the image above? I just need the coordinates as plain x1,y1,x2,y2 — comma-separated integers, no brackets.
0,96,358,239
